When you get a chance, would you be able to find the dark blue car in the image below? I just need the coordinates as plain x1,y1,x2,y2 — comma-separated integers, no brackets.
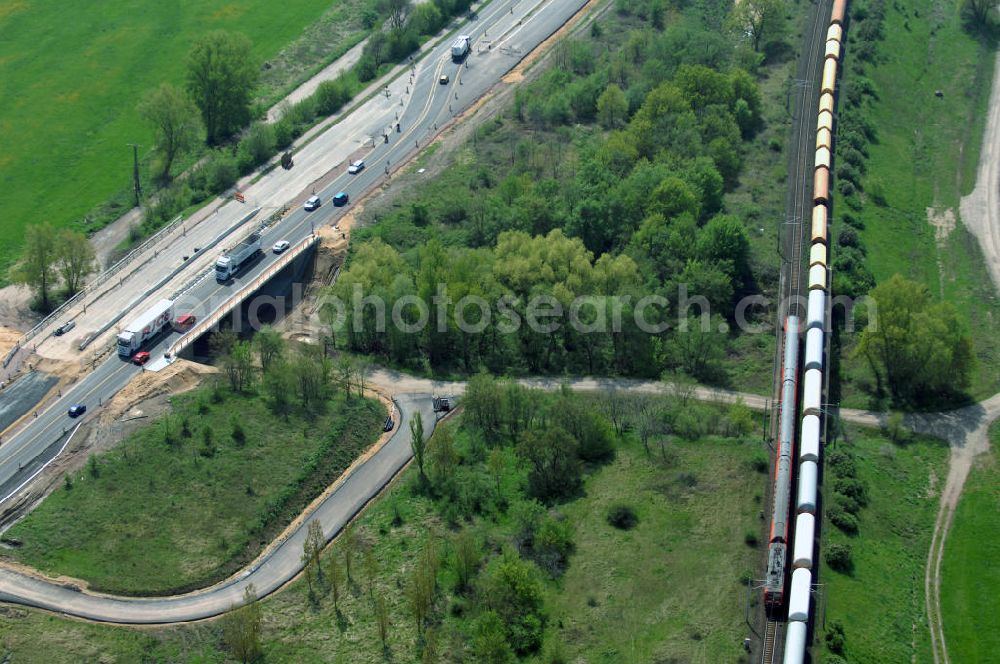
68,404,86,418
333,192,349,207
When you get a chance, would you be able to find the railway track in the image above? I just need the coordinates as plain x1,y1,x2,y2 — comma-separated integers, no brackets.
762,619,782,664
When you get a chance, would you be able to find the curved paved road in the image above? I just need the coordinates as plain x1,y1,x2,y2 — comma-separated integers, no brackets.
0,369,997,623
0,393,435,623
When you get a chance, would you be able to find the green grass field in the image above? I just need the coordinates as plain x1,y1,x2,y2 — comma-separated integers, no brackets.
834,0,1000,405
2,385,384,595
0,0,356,279
815,425,949,663
0,414,764,662
940,421,1000,663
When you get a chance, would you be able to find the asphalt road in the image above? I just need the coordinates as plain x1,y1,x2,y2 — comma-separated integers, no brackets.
0,394,436,623
0,0,588,506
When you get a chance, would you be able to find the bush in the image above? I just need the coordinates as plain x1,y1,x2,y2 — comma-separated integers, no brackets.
827,504,859,534
231,420,246,446
744,530,758,547
236,123,276,175
826,450,857,478
838,227,859,248
750,453,769,473
533,516,575,577
825,542,853,573
607,504,638,530
272,118,295,151
833,477,869,507
314,78,350,116
826,621,847,655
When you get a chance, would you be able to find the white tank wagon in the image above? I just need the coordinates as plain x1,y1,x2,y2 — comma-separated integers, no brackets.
802,368,823,415
784,620,808,664
805,326,824,371
788,568,812,622
797,460,818,514
799,414,821,463
793,513,816,569
807,289,826,330
808,264,827,291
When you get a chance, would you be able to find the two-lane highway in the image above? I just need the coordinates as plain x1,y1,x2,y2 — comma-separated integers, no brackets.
0,0,588,509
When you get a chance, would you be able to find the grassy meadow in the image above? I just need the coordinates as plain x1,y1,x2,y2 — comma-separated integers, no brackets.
0,0,361,280
0,408,765,663
815,425,948,663
940,421,1000,663
2,384,384,595
833,0,1000,405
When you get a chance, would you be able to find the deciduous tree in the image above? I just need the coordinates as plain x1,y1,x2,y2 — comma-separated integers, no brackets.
56,229,96,296
186,31,258,144
222,584,263,663
14,224,59,311
137,83,200,180
410,411,427,481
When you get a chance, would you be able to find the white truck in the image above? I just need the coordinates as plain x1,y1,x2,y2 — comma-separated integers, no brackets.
215,232,262,281
117,299,174,357
451,35,470,61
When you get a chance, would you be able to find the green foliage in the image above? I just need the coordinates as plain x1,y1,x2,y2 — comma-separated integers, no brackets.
478,552,546,655
825,542,853,574
856,274,974,403
186,31,258,144
519,429,583,503
606,504,638,530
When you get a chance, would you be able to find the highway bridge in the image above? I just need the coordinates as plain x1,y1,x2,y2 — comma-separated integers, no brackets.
0,0,589,508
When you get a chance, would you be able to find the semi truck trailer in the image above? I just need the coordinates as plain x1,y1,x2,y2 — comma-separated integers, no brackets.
451,35,470,61
215,232,261,281
117,299,174,357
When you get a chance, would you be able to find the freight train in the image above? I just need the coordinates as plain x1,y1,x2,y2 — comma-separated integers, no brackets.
781,0,848,661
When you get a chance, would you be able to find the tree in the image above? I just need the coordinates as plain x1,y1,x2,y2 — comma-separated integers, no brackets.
14,224,59,311
253,326,285,374
342,523,357,585
596,84,628,129
223,340,255,392
375,594,390,652
363,543,378,603
303,520,325,588
428,424,457,487
328,550,343,612
472,611,514,663
222,584,263,663
667,314,728,381
410,411,427,481
825,542,853,573
453,529,480,592
464,372,502,440
406,540,440,636
727,0,787,52
856,274,974,403
137,83,200,180
518,429,582,502
478,553,546,654
186,31,258,144
56,229,97,297
961,0,998,33
487,447,505,497
381,0,411,32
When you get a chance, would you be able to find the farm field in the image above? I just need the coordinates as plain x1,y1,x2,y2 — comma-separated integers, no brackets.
940,421,1000,663
0,0,359,282
815,425,948,663
833,0,1000,405
0,403,763,662
2,384,384,595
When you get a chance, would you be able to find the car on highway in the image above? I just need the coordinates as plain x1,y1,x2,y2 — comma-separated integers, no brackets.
383,416,394,432
272,240,291,254
53,321,75,336
439,74,450,85
132,351,151,365
175,314,196,328
304,195,321,211
68,404,87,418
348,160,365,174
333,192,349,207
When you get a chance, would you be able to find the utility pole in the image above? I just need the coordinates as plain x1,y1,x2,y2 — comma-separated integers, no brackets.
128,143,142,207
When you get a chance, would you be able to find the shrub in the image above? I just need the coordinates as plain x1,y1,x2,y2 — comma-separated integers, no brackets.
534,516,575,577
231,420,246,446
236,123,276,175
744,530,759,547
314,78,350,116
826,449,857,478
838,227,859,248
826,621,847,655
607,504,638,530
750,453,769,473
834,477,869,507
827,505,859,534
825,542,853,573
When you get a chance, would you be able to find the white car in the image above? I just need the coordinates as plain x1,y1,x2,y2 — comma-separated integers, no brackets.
272,240,291,254
348,160,365,174
304,195,321,211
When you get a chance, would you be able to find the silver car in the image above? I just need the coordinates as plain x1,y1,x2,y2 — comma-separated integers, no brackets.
272,240,291,254
348,160,365,174
304,195,321,211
